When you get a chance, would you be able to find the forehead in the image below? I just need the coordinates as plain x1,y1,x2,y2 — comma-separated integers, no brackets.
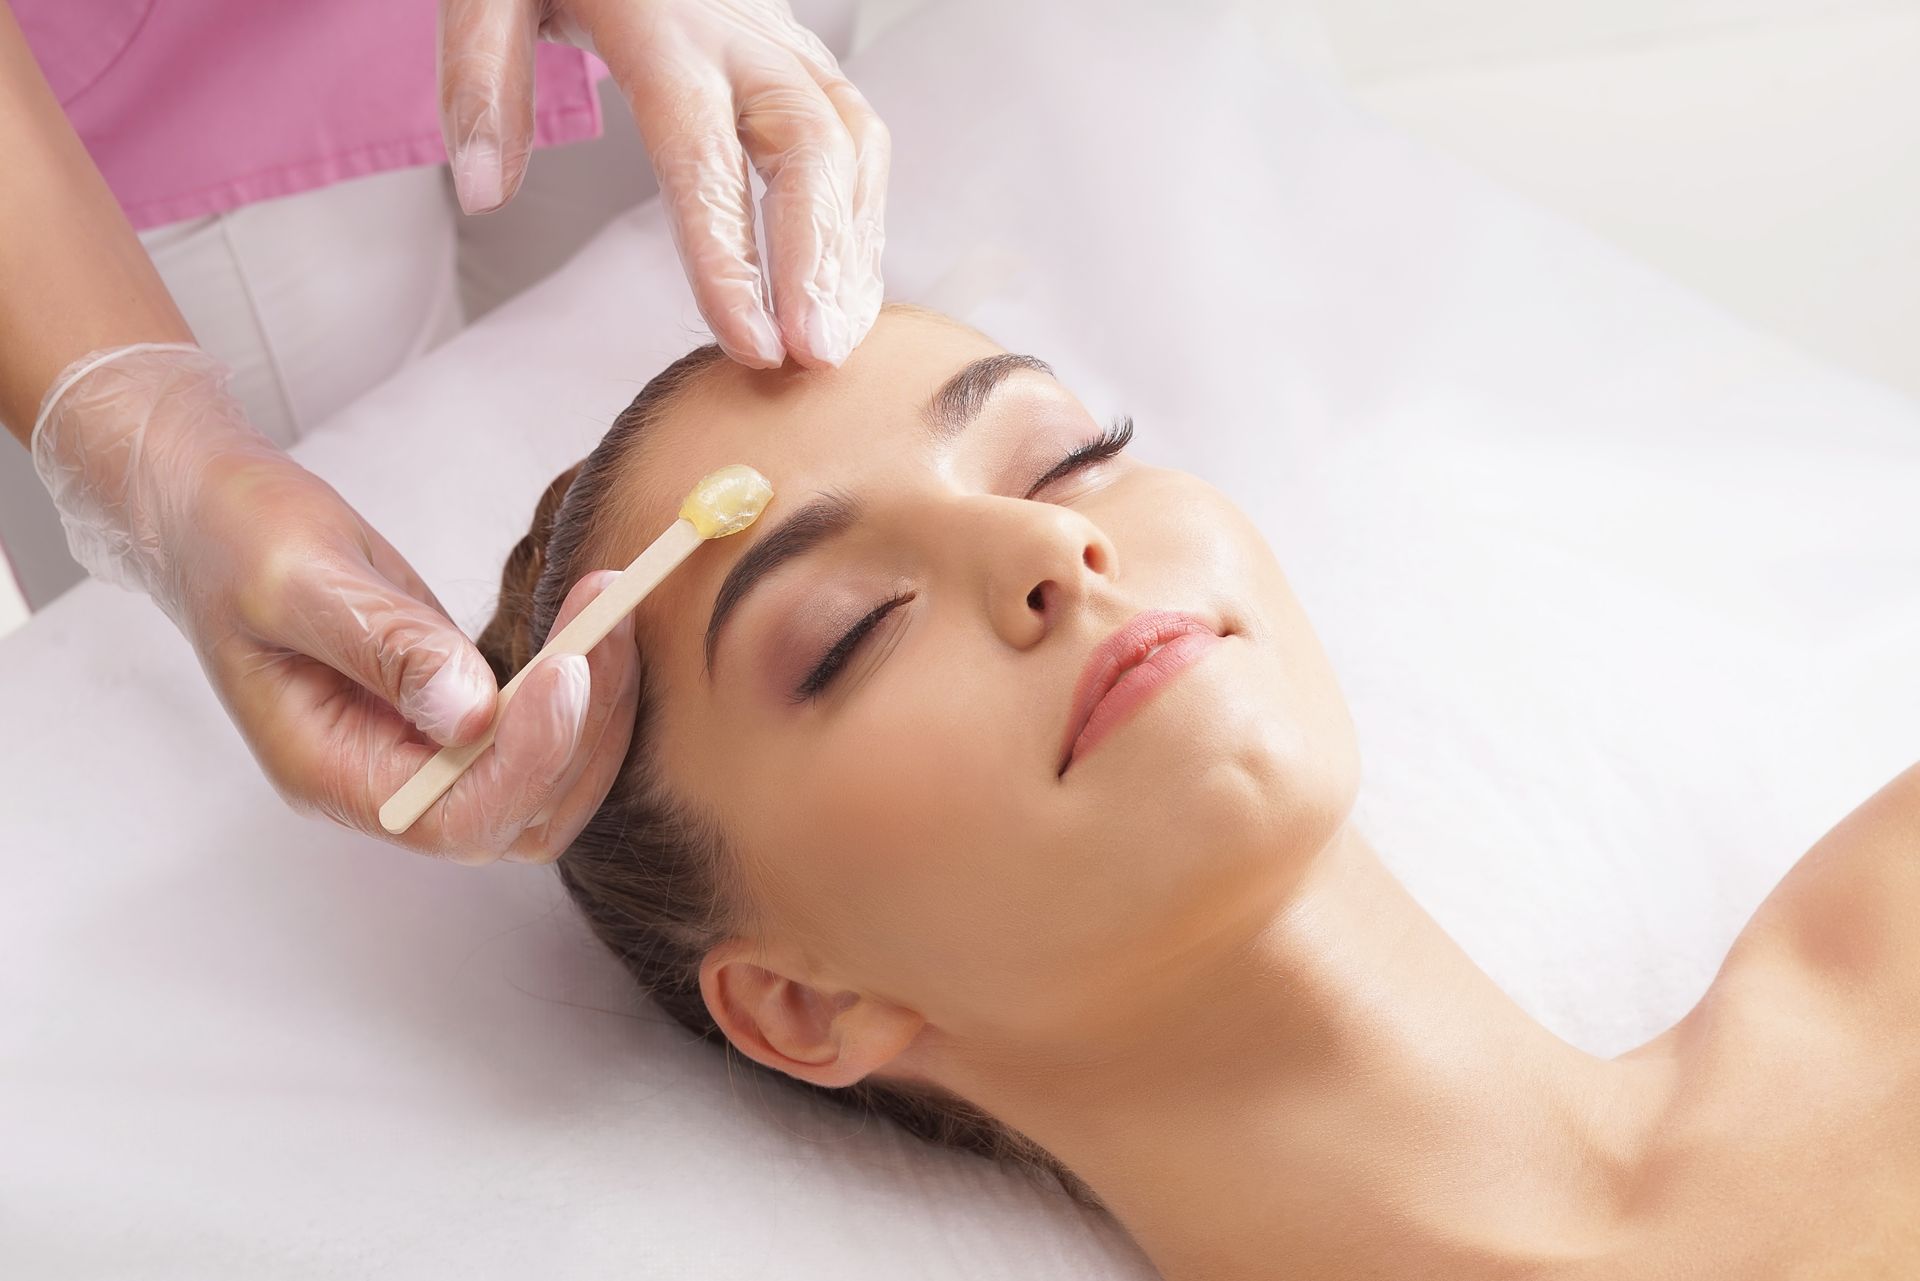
619,311,1008,542
594,310,1007,649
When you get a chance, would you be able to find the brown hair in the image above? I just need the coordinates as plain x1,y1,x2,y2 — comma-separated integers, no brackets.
475,335,1097,1207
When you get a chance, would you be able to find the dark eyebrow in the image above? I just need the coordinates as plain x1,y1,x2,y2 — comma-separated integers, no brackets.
705,491,862,673
924,353,1052,441
704,353,1052,675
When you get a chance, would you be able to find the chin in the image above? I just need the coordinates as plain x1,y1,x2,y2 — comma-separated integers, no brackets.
1059,620,1354,872
1087,691,1334,932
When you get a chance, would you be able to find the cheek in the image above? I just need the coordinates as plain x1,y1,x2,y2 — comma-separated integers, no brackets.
656,629,1054,989
760,662,1077,1000
1116,471,1277,610
814,675,1038,892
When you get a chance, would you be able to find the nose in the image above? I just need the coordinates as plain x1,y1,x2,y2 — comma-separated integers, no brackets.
963,498,1117,649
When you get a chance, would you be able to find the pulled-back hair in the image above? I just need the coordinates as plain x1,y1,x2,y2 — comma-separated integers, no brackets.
475,331,1096,1206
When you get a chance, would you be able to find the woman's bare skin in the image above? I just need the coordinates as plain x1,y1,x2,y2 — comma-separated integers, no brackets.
933,773,1920,1281
1601,762,1920,1279
560,306,1915,1280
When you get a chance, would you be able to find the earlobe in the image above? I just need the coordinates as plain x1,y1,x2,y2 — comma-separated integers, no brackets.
699,942,925,1090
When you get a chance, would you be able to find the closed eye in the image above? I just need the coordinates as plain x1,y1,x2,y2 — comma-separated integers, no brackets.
792,591,914,702
1024,416,1134,499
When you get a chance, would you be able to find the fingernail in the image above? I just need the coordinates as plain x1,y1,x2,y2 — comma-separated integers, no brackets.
805,305,852,368
413,648,494,742
549,654,591,752
453,138,505,214
744,308,786,368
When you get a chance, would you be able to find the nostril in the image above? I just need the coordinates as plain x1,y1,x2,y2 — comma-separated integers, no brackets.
1026,584,1046,612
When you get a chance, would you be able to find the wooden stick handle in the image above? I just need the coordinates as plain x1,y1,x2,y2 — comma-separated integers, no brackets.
378,518,704,836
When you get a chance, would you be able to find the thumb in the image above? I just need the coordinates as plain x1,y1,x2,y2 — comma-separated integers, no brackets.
283,557,500,748
438,0,540,214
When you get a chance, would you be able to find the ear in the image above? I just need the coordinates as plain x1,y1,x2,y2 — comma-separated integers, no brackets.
698,939,926,1090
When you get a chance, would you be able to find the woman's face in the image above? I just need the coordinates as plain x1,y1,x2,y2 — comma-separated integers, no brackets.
605,308,1358,1050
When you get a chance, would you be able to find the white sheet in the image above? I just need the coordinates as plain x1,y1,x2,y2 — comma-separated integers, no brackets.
5,1,1918,1276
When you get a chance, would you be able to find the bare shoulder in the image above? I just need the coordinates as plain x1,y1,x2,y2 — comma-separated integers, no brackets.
1734,761,1920,1000
1631,767,1920,1279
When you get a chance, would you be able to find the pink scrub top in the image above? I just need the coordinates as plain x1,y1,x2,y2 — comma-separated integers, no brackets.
16,0,604,230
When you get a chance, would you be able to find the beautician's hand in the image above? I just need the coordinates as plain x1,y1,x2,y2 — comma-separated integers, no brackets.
31,345,640,864
437,0,888,370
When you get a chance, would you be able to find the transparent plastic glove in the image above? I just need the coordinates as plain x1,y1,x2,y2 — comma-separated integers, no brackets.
31,345,641,864
438,0,888,370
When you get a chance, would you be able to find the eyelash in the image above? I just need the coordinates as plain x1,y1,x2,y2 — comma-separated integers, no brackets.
792,416,1136,702
1023,415,1134,498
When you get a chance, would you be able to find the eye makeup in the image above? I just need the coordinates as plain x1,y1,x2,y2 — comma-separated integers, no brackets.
792,591,915,701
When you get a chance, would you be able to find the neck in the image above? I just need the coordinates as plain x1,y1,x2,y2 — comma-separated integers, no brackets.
937,825,1676,1280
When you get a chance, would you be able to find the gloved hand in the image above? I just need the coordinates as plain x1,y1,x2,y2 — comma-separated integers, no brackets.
31,344,640,864
437,0,888,371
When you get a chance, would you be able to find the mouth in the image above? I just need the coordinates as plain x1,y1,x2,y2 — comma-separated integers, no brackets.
1058,610,1224,777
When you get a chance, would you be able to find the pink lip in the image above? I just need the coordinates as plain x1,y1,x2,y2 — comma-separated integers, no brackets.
1058,611,1223,776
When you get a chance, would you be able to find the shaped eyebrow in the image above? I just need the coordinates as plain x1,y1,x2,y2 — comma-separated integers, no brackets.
704,491,862,673
925,352,1053,440
702,352,1054,675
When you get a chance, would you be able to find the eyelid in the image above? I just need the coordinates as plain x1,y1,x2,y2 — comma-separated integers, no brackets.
792,591,914,701
1023,416,1134,499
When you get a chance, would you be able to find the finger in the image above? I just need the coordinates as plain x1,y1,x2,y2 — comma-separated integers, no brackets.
608,43,784,367
438,0,541,214
427,566,634,863
269,552,498,748
738,67,859,369
277,645,584,860
506,572,642,862
511,572,637,845
500,570,624,847
817,73,890,349
225,645,439,835
230,606,587,860
433,652,593,863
